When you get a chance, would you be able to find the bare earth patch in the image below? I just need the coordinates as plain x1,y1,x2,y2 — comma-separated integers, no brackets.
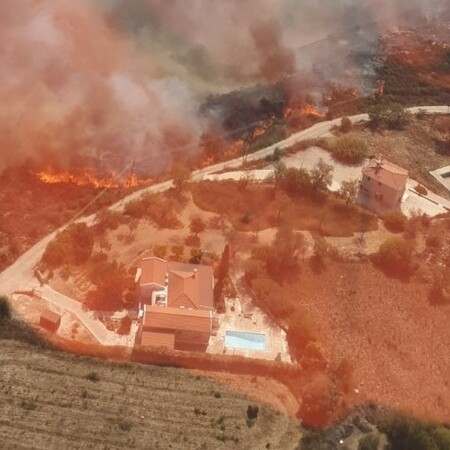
289,261,450,423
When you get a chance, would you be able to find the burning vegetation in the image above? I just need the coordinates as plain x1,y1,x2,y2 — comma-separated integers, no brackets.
36,166,152,189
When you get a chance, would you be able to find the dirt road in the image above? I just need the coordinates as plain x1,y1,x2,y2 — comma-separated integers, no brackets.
0,105,447,298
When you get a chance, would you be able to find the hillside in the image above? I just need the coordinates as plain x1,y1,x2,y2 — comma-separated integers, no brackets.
0,335,302,450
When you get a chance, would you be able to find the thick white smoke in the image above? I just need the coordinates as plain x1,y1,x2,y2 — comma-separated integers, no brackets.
0,0,206,175
0,0,448,174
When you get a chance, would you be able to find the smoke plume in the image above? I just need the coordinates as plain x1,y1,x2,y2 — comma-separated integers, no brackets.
0,0,448,175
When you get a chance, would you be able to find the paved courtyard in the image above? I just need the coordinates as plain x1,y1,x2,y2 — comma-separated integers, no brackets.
430,165,450,194
208,296,292,363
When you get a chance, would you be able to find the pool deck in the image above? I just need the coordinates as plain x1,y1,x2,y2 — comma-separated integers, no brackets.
430,165,450,194
208,296,292,363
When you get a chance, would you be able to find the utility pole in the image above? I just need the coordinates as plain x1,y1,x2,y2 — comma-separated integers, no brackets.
120,157,136,205
242,128,255,166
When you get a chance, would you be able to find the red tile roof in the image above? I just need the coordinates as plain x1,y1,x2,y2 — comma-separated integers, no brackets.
40,309,61,325
362,158,408,191
143,306,212,333
138,258,214,310
140,331,175,349
140,257,167,286
168,262,213,309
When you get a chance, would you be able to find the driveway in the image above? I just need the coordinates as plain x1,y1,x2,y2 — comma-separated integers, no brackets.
204,146,450,217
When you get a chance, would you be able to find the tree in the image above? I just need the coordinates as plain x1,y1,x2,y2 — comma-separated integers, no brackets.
189,216,206,237
339,116,353,133
171,245,185,261
189,248,203,264
436,116,450,154
273,190,292,226
272,160,287,186
153,245,167,259
42,223,94,269
127,218,139,238
94,208,121,234
216,244,230,280
310,159,333,191
383,210,407,233
375,236,414,277
358,434,380,450
265,226,306,281
330,135,369,163
0,296,11,320
86,261,131,311
237,171,255,191
172,164,191,193
338,179,359,206
281,167,312,196
200,132,226,162
98,236,111,254
368,103,411,130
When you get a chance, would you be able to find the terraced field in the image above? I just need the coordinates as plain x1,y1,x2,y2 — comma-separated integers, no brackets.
0,340,302,450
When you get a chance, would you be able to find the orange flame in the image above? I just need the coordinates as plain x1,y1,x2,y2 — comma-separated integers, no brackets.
36,167,152,188
284,104,325,119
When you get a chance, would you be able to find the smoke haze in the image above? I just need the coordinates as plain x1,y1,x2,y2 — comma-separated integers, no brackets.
0,0,448,175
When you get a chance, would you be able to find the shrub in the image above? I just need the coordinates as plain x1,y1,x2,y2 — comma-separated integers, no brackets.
20,399,37,411
358,434,379,450
153,245,167,259
414,184,428,196
171,245,185,260
118,419,132,432
339,116,353,133
368,103,411,130
0,296,11,320
94,208,122,234
381,417,450,450
85,260,132,311
280,167,313,196
329,135,369,164
184,234,200,247
189,216,206,236
214,391,222,399
383,210,407,233
117,316,132,335
42,223,94,269
247,405,259,420
85,372,100,382
375,236,414,277
265,147,282,162
416,109,427,120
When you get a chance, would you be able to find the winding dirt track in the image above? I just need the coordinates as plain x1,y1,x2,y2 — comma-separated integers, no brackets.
0,106,447,298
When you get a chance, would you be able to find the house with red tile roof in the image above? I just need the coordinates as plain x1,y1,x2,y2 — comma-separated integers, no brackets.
39,309,61,332
359,155,409,210
135,257,215,351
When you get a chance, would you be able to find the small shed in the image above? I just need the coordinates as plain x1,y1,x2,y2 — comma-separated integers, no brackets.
39,309,61,332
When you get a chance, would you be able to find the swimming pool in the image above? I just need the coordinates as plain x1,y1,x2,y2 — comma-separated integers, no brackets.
225,331,267,351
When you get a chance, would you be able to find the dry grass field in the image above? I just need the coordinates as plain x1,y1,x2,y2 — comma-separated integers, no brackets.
0,338,302,450
192,181,377,237
279,260,450,424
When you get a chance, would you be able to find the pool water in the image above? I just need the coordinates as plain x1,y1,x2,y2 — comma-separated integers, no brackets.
225,331,267,351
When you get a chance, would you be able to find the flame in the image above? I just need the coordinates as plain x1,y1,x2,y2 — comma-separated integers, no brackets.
36,167,152,188
200,120,274,166
284,104,325,119
201,156,215,167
